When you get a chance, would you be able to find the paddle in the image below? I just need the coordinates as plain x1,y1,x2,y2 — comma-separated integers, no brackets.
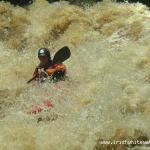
27,74,37,84
27,46,71,84
52,46,71,64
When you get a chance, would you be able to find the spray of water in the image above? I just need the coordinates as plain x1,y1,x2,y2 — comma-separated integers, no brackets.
0,0,150,149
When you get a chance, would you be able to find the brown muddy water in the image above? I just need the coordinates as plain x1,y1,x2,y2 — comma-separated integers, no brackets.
0,0,150,149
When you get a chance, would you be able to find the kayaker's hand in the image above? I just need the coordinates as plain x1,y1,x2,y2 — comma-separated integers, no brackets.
38,68,48,78
38,68,45,74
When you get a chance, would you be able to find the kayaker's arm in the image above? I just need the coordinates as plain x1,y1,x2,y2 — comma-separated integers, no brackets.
27,67,39,84
27,69,48,84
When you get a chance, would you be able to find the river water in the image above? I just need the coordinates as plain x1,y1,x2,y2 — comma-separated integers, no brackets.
0,0,150,149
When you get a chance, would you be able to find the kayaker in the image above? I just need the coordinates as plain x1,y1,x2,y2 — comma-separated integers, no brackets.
33,48,66,82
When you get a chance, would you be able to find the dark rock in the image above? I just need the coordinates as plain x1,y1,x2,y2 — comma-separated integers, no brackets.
0,0,33,6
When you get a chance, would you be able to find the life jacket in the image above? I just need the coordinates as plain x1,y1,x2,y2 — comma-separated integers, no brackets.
46,63,66,76
33,63,66,81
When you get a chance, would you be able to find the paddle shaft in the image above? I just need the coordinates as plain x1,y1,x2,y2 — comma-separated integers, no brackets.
27,74,38,84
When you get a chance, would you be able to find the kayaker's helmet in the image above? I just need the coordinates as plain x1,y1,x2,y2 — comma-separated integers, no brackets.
38,48,50,58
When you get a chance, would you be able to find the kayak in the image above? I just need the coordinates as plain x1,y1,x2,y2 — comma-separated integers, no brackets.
27,100,53,114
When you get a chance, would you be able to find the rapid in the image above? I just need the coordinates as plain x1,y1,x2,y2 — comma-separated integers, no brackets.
0,0,150,149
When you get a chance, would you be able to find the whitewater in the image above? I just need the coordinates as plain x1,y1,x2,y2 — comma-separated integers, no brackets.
0,0,150,149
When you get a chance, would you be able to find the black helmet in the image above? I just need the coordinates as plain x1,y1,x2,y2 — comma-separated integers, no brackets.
38,48,50,58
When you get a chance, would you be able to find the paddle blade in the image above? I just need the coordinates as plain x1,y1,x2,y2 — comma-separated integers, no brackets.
52,46,71,64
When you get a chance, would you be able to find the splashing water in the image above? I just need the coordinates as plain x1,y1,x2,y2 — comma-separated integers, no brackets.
0,0,150,149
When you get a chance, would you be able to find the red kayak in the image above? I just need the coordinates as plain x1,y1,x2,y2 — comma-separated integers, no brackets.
27,100,53,114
